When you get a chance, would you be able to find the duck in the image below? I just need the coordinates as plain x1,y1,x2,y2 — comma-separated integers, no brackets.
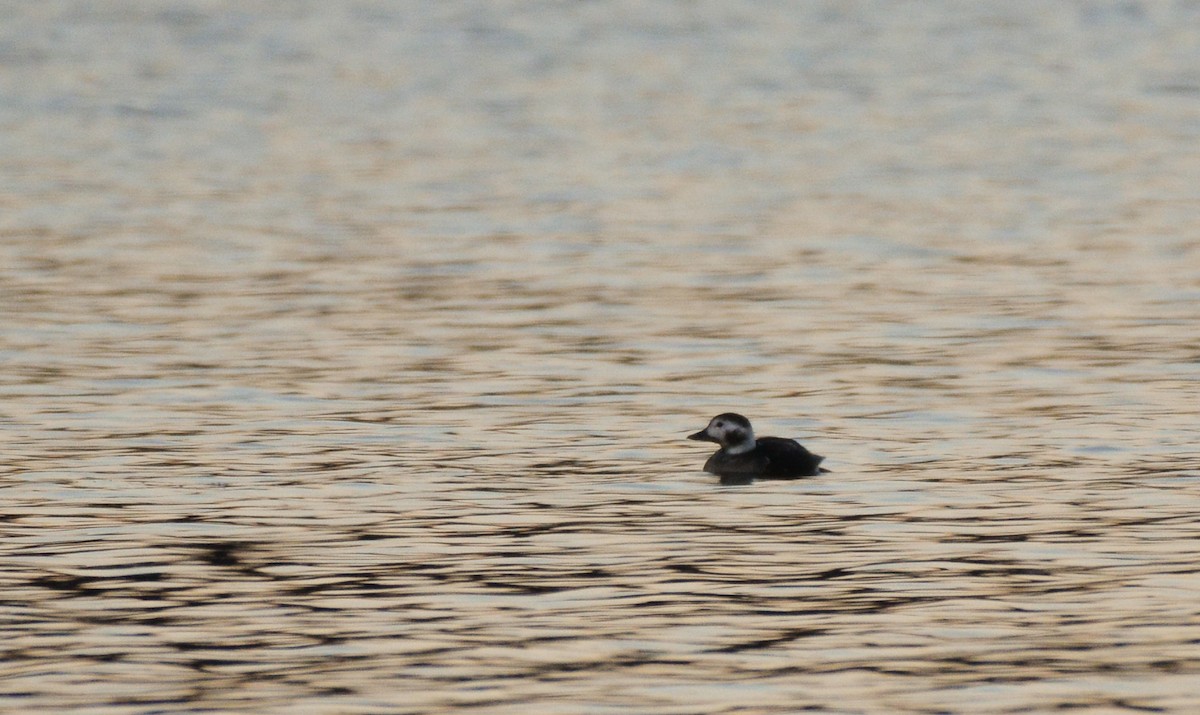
688,413,827,484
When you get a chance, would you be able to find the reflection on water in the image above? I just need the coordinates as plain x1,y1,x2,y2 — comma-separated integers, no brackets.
2,2,1200,713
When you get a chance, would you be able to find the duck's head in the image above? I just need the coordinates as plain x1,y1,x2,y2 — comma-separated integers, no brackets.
687,413,756,454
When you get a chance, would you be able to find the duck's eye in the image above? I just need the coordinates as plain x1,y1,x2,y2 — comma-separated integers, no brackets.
715,421,724,428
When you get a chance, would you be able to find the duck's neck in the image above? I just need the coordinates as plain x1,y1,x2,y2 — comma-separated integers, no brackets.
724,434,756,455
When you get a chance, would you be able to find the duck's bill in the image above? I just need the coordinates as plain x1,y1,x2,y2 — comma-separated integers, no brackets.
687,430,717,442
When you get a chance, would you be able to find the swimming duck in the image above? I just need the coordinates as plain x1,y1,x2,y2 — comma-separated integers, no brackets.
688,413,826,484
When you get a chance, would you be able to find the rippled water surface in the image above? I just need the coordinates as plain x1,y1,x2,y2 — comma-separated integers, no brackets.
3,2,1200,713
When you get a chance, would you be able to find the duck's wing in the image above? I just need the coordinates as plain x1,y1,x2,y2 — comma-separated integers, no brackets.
756,437,825,478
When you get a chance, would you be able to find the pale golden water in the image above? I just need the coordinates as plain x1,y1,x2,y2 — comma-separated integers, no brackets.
3,2,1200,713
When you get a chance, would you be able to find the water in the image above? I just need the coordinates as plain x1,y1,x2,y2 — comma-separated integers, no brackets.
2,2,1199,713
